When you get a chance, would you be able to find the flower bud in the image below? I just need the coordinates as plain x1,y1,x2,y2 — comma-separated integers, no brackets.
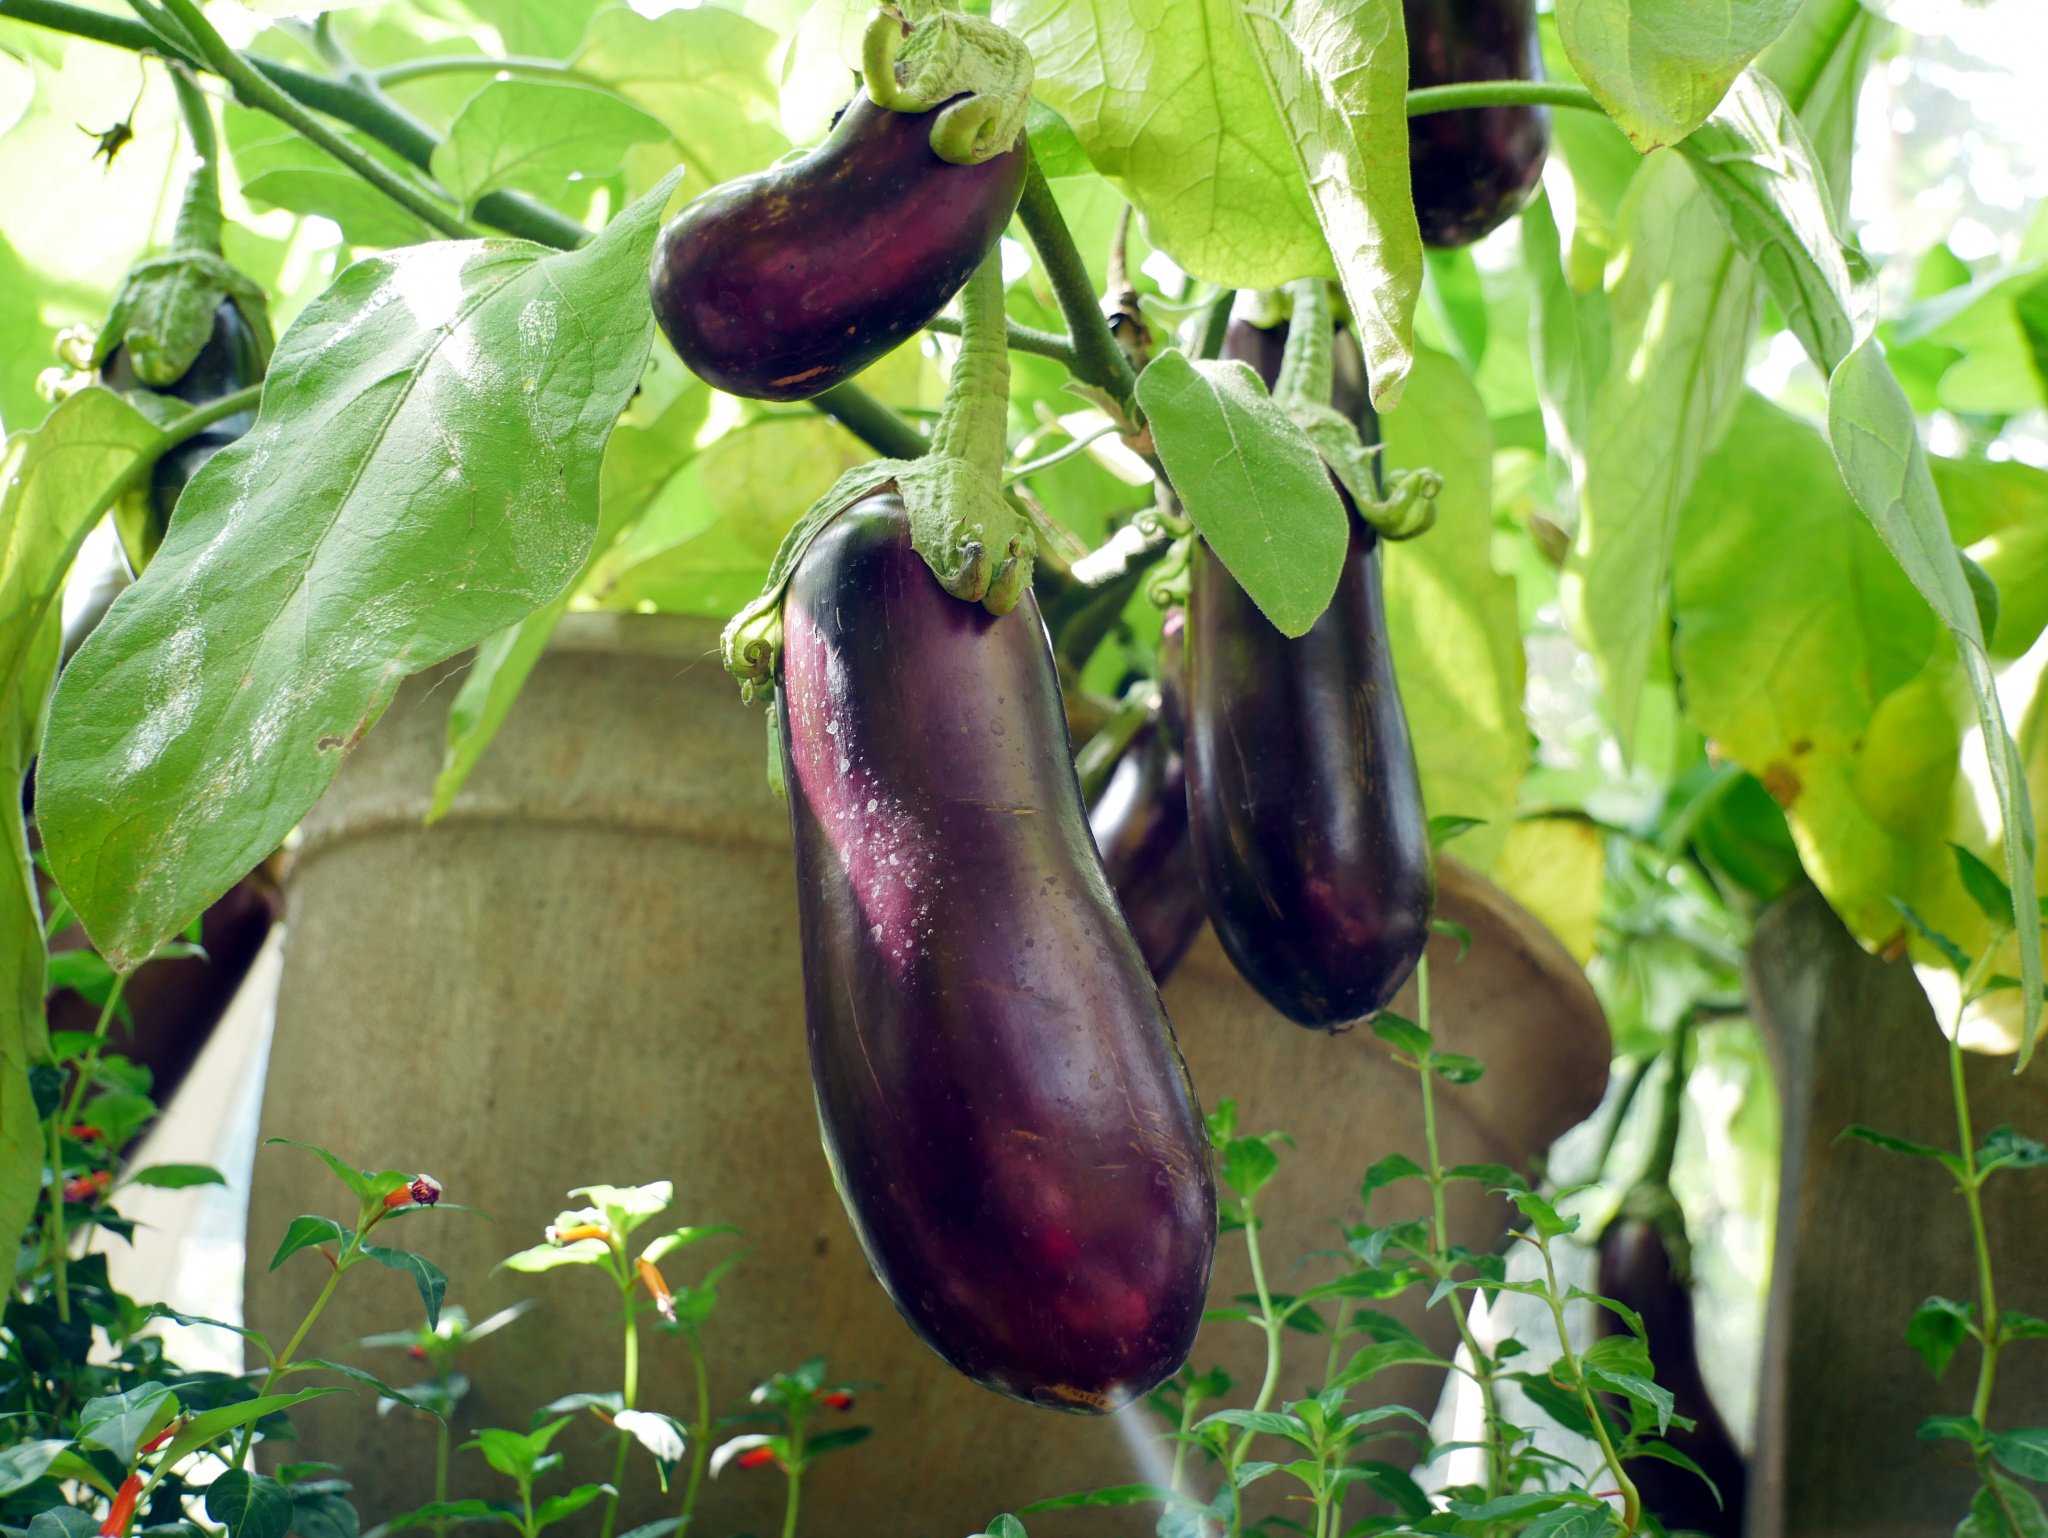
736,1446,778,1470
818,1390,855,1411
63,1170,112,1204
99,1474,144,1537
635,1256,678,1324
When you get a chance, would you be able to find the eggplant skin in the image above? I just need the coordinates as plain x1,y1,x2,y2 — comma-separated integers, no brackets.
1186,517,1433,1029
1597,1220,1747,1536
650,95,1026,402
1089,717,1205,984
777,493,1217,1411
1406,0,1549,248
100,297,265,553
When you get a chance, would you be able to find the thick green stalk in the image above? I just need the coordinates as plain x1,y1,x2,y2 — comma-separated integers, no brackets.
1272,278,1333,409
928,250,1010,479
780,1410,807,1538
236,1258,343,1465
375,55,597,88
1015,152,1138,411
600,1279,640,1538
1406,81,1600,116
166,64,222,254
154,0,480,241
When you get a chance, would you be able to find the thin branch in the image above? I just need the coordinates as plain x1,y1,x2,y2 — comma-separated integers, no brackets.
810,382,928,462
925,313,1078,370
1406,81,1602,116
375,55,601,89
0,0,591,251
156,0,481,241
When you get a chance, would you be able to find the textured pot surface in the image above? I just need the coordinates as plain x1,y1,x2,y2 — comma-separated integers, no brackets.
248,614,1607,1534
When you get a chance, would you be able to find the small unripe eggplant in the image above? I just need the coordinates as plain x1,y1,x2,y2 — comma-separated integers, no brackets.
1405,0,1549,248
650,95,1026,402
1597,1218,1747,1536
777,493,1216,1411
99,296,265,570
1183,319,1432,1030
1089,716,1204,984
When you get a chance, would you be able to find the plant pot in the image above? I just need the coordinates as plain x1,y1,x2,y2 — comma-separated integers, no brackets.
246,613,1608,1534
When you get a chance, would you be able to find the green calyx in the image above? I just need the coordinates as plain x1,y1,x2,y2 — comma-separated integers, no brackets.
723,249,1032,697
861,4,1034,166
92,63,274,388
1272,278,1438,542
92,254,273,387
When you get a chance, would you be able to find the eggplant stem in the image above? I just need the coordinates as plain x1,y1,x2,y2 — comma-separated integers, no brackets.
166,62,223,255
1272,279,1333,411
928,251,1011,481
1016,149,1140,414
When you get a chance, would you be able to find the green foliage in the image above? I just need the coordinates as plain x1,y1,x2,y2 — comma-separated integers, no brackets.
1557,0,1802,151
429,82,669,216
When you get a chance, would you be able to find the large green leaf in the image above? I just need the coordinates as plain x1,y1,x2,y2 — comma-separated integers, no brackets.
0,228,53,438
1679,69,1856,376
573,7,788,194
1828,336,2041,1064
429,82,670,216
1557,0,1803,151
1566,150,1760,755
996,0,1331,295
1379,349,1521,873
0,387,164,1263
1232,0,1420,409
465,0,609,59
1136,350,1349,637
39,174,682,969
1671,391,1961,948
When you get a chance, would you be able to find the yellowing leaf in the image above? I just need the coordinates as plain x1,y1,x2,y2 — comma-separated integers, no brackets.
1492,817,1604,963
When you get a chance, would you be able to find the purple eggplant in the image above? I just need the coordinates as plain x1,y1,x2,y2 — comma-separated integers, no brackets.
1182,319,1432,1030
776,492,1216,1411
1406,0,1549,248
1598,1218,1747,1535
1088,716,1204,984
649,94,1026,402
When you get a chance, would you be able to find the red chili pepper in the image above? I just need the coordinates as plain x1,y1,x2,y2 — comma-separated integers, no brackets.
67,1125,102,1141
408,1343,429,1362
634,1257,677,1324
735,1445,778,1470
818,1390,855,1411
99,1473,144,1536
63,1170,112,1203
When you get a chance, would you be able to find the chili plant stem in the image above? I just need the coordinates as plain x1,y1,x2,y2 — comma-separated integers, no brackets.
433,1415,450,1538
1413,957,1505,1497
1534,1235,1639,1533
235,1260,343,1465
1949,1021,2002,1426
781,1409,808,1538
1227,1189,1285,1492
1015,151,1140,413
600,1287,640,1538
155,0,480,241
679,1332,712,1528
49,972,130,1323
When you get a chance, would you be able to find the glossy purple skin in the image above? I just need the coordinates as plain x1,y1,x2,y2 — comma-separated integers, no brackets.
1089,717,1204,984
1183,324,1432,1029
776,493,1217,1411
1406,0,1549,248
100,298,265,543
649,95,1026,401
1597,1220,1747,1535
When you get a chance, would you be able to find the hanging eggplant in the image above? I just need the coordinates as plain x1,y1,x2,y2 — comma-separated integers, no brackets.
776,494,1216,1411
649,9,1032,401
1182,302,1433,1029
1405,0,1549,248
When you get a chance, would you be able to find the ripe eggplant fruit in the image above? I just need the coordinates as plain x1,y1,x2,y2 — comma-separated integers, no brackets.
776,493,1216,1411
1597,1218,1747,1536
1405,0,1549,248
1184,320,1432,1030
649,94,1026,402
1089,717,1204,984
99,296,265,570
